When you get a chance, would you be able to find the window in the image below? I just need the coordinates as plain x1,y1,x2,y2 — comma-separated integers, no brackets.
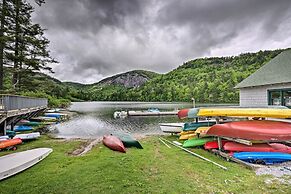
268,89,291,108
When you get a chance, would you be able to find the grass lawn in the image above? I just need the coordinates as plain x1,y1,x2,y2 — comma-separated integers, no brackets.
0,135,290,194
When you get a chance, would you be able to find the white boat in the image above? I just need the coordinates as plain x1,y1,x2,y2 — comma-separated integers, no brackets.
0,136,9,142
159,123,184,133
13,132,41,140
0,148,52,180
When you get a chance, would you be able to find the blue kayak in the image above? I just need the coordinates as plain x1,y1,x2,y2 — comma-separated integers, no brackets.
14,125,33,132
44,113,62,119
233,152,291,164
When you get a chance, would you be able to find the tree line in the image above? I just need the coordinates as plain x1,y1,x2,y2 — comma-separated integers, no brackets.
0,0,56,91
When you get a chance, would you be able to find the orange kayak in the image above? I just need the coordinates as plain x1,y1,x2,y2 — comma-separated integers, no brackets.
0,138,22,150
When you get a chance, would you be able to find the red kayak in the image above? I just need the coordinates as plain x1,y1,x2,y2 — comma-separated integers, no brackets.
206,120,291,141
0,138,22,150
102,135,126,153
204,140,228,150
224,142,291,154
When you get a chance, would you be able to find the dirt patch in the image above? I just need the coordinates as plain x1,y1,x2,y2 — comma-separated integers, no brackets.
69,138,102,156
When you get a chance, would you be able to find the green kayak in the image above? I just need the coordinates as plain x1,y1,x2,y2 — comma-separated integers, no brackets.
183,122,216,131
183,137,215,148
111,131,143,149
21,121,40,126
6,130,16,138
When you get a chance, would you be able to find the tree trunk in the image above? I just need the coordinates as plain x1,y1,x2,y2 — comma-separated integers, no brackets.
12,0,20,89
0,0,7,90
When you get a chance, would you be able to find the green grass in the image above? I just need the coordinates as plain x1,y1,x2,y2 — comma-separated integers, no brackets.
0,136,289,194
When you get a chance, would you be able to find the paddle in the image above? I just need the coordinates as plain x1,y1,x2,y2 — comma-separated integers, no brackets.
160,137,228,170
159,138,171,148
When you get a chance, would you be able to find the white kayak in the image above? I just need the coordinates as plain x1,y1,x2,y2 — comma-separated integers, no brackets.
159,123,184,133
13,132,41,140
0,148,52,180
0,136,9,142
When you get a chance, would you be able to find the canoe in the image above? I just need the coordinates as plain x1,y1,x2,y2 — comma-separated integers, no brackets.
183,137,215,148
0,138,22,150
0,148,52,180
224,142,291,154
159,123,184,133
19,121,40,126
14,125,33,132
206,120,291,141
233,152,291,164
179,133,196,140
6,130,16,138
102,135,126,153
111,131,143,149
183,121,216,131
204,140,228,150
13,132,41,141
178,108,291,119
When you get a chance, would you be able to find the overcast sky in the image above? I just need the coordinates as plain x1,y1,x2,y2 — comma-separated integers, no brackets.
30,0,291,84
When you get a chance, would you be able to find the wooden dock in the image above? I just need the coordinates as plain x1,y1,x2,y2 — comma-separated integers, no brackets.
0,95,48,135
127,110,178,116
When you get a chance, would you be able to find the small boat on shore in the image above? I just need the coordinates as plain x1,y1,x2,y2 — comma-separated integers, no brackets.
0,138,22,150
233,152,291,164
0,148,52,180
102,135,126,153
111,131,143,149
206,120,291,141
13,132,41,141
159,123,184,133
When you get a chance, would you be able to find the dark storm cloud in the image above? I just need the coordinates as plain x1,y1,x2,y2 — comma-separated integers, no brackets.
30,0,291,83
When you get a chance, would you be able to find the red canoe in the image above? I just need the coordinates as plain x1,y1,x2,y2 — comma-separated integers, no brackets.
224,142,291,154
206,120,291,141
204,140,228,150
102,135,126,153
0,138,22,150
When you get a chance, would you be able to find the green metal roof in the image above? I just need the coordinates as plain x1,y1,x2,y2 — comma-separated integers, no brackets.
235,49,291,89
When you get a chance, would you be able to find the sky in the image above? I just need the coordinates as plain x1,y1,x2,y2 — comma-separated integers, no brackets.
30,0,291,84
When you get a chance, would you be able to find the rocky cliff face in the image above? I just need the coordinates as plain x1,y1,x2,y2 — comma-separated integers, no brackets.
98,70,158,88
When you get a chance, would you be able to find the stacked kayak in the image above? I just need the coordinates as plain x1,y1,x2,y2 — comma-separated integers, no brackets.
183,137,215,148
14,125,33,132
0,138,22,150
233,152,291,165
183,121,216,131
13,132,41,141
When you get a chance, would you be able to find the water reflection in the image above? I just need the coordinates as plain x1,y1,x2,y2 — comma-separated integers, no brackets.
52,101,192,139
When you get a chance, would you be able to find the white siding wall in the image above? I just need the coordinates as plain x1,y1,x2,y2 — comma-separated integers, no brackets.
239,82,291,107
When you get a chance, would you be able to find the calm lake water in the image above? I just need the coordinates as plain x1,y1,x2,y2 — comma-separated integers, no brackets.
51,101,234,139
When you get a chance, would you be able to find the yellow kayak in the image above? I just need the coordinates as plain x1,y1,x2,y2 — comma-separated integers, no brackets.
179,108,291,119
179,130,196,135
195,127,210,137
179,132,196,140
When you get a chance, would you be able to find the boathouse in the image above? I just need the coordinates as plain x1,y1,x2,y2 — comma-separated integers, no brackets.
235,49,291,108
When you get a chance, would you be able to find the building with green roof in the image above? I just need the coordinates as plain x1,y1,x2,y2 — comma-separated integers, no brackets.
235,49,291,108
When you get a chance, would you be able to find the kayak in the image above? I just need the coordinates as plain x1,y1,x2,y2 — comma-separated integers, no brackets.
159,123,183,133
30,117,57,122
183,121,216,131
14,125,33,132
0,136,9,142
179,133,196,140
178,108,291,119
183,137,215,148
195,127,210,137
204,140,228,150
13,132,41,141
0,148,52,180
6,130,16,138
224,142,291,154
44,113,66,119
19,121,40,126
180,130,196,135
233,152,291,164
111,131,143,149
0,138,22,150
102,135,126,153
206,120,291,141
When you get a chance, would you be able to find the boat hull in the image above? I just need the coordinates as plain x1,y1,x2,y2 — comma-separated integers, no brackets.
111,131,143,149
102,135,126,153
204,140,228,150
233,152,291,164
0,148,52,180
159,123,183,133
183,137,215,148
0,138,22,150
13,132,41,141
224,142,291,154
206,120,291,141
14,126,33,132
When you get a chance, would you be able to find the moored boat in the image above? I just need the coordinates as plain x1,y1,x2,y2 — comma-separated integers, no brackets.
206,120,291,141
102,135,126,153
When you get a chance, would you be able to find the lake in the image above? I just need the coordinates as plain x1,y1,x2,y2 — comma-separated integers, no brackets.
51,101,234,139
